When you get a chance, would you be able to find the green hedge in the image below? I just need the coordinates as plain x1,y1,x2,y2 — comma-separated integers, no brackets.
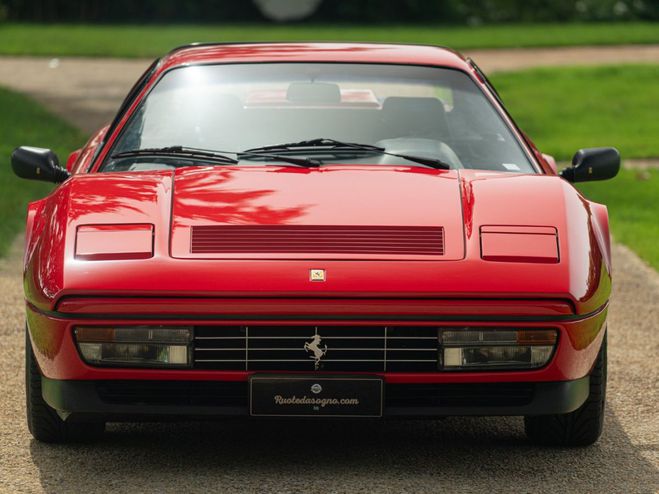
1,0,658,23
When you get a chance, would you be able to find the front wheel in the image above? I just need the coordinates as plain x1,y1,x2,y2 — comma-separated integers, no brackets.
524,333,607,447
25,327,105,443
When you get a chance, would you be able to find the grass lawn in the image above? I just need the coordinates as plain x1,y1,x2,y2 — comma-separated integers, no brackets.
577,168,659,270
491,65,659,161
0,22,659,57
0,87,83,256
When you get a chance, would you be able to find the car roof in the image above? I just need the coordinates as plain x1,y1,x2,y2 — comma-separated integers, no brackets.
156,42,472,75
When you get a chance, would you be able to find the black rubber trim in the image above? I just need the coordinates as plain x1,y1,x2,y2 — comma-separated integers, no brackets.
466,57,543,172
42,378,247,418
30,301,606,323
41,376,589,419
386,378,589,417
86,58,160,171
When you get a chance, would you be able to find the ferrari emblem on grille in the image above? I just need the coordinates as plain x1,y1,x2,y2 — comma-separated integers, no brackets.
309,269,326,282
304,334,328,370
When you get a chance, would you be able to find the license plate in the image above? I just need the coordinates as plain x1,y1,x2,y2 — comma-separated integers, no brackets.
249,375,383,417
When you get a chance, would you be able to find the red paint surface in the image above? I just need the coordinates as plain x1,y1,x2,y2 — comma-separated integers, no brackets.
55,297,575,317
170,166,463,260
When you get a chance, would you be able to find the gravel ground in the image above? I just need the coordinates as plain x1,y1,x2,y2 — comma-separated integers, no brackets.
0,240,657,493
0,45,658,492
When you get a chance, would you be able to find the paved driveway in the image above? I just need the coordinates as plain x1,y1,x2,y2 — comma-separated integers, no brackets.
0,239,656,493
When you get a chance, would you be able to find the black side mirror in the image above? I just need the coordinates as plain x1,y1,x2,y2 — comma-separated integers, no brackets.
11,146,70,183
560,147,620,183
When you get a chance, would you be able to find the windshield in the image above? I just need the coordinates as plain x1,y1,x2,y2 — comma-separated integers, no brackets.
104,63,535,173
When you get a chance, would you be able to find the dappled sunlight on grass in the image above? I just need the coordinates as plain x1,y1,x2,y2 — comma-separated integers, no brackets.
578,168,659,270
0,87,83,256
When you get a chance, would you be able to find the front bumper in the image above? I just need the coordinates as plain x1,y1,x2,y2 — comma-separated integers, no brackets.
26,298,608,383
42,375,590,420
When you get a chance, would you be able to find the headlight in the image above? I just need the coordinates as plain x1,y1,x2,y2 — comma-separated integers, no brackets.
75,326,192,367
439,329,557,370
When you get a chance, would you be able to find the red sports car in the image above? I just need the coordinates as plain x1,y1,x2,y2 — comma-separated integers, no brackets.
12,43,619,445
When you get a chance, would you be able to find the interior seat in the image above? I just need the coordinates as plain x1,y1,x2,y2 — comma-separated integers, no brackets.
381,97,450,141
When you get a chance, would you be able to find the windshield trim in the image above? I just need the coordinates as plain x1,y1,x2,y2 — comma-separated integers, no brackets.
93,61,541,174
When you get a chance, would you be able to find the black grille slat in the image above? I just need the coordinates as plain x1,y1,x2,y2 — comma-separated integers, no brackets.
194,325,439,372
385,326,440,372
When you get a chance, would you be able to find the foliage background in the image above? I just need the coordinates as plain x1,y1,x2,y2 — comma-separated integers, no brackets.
1,0,659,23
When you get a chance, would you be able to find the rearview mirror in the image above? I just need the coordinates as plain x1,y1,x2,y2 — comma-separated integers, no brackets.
560,147,620,183
11,146,70,183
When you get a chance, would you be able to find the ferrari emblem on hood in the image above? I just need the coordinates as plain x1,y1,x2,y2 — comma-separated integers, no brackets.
309,269,326,281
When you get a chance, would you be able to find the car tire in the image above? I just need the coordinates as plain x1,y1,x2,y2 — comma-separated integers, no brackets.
524,333,607,447
25,327,105,443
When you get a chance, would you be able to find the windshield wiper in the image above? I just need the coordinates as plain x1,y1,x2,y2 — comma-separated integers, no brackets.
111,146,239,164
234,151,321,167
243,138,451,170
112,145,320,168
245,138,383,153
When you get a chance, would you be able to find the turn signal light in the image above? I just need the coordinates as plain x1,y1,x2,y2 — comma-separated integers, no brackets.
439,329,557,370
74,326,192,367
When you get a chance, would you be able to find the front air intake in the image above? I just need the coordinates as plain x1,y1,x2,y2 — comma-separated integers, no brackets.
190,225,444,256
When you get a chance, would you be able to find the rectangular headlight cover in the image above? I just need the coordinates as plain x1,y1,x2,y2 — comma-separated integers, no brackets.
440,328,557,370
75,326,192,368
480,225,559,263
75,224,153,260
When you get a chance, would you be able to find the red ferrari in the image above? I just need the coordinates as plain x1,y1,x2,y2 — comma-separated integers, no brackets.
12,43,619,445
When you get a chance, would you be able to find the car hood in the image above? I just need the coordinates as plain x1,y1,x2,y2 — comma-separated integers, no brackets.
170,166,465,260
25,165,610,315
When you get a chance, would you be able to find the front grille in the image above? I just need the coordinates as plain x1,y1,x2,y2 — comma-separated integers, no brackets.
194,325,440,372
190,225,445,256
